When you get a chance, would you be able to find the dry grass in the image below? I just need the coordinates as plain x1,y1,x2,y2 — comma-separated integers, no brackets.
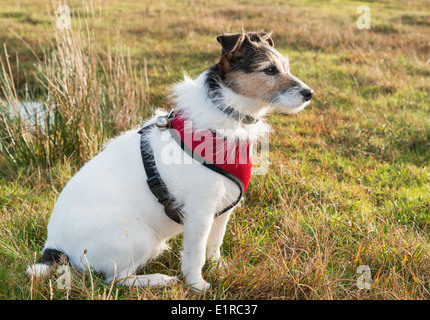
0,0,429,300
0,3,150,171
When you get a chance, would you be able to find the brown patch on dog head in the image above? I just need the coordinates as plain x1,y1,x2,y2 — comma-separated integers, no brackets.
216,31,275,76
217,32,245,76
216,31,298,102
225,69,298,102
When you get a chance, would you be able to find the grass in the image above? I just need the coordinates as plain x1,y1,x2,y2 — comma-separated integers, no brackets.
0,0,429,300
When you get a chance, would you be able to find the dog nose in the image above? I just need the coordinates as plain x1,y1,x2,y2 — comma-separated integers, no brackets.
300,88,314,101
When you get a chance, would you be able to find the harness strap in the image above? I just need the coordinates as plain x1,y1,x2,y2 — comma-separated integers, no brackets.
138,121,244,225
138,124,183,224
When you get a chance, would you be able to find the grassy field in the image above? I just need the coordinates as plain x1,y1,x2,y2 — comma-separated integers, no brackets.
0,0,429,300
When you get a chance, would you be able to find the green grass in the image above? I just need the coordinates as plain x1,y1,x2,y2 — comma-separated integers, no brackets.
1,0,429,300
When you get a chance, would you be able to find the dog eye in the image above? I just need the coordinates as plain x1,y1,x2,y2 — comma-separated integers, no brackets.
263,66,279,75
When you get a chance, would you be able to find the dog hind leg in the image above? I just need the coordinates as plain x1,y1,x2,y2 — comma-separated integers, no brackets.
26,248,68,277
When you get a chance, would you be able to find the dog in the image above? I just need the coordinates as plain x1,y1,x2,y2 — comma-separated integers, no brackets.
26,31,313,292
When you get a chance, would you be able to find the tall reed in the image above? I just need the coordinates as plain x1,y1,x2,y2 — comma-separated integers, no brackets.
0,2,150,173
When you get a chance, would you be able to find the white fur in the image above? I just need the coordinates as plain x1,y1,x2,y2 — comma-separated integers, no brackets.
26,68,309,292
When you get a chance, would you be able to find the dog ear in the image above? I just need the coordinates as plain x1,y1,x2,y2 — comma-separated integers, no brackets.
217,33,245,54
259,31,274,47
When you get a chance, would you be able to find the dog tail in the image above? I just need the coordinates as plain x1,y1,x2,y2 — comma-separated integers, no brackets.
26,248,68,277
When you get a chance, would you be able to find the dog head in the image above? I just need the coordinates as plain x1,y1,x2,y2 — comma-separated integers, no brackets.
216,31,313,114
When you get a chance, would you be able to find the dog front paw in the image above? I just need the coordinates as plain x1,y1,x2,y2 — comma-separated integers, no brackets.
187,279,210,293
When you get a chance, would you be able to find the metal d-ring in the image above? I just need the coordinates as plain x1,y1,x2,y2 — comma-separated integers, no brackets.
155,108,180,130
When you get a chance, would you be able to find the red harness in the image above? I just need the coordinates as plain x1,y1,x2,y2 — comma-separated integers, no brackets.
138,110,254,224
170,111,253,192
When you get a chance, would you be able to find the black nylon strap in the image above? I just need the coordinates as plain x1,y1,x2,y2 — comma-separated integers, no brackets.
138,124,183,224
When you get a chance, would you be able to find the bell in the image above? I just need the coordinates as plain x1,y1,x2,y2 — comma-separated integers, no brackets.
155,116,171,130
